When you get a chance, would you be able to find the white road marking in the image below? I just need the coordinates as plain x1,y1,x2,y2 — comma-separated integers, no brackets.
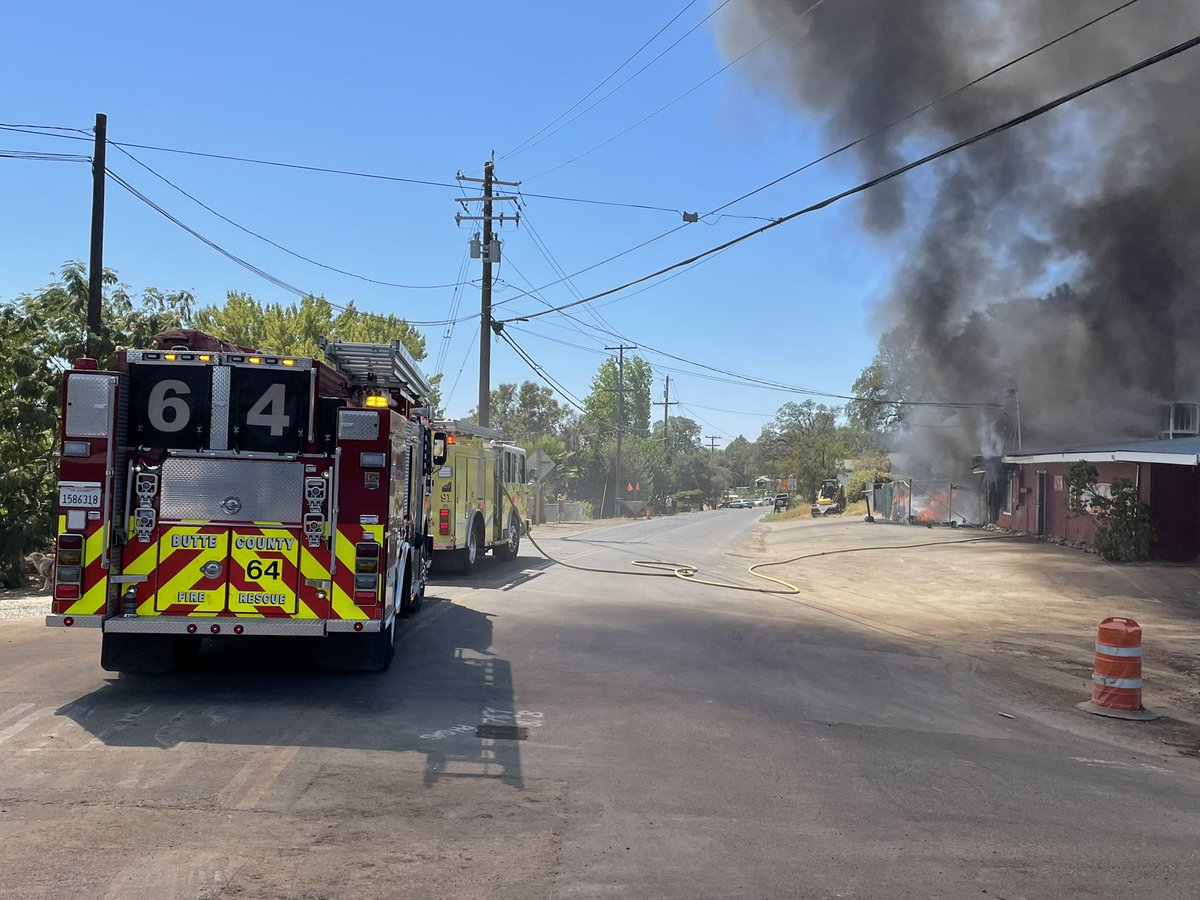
0,706,54,745
0,703,35,727
1071,757,1168,773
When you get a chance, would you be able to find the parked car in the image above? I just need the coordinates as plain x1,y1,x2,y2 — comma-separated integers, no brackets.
755,496,774,507
773,492,790,512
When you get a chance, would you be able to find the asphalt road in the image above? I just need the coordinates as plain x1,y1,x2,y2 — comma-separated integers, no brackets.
2,509,1199,899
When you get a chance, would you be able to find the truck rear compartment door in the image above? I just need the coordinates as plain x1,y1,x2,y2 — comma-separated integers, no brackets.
228,527,302,615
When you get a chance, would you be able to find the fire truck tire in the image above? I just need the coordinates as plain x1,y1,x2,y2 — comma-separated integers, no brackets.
399,562,421,615
100,632,178,674
456,518,482,575
494,513,521,562
316,617,395,671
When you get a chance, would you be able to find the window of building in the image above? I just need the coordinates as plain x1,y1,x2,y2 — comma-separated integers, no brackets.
1004,474,1014,515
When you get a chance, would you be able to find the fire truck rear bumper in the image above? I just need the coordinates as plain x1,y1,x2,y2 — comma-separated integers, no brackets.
100,618,381,636
46,614,105,628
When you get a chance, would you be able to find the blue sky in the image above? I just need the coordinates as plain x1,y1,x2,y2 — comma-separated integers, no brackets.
1,1,894,443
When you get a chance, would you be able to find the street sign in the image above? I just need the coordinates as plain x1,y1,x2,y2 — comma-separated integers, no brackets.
527,449,555,483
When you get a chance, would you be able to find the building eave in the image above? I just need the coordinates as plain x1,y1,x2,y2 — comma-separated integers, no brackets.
1002,451,1200,466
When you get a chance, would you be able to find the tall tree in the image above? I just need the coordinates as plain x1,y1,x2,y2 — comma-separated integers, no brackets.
582,355,653,438
0,263,192,585
760,401,848,502
468,381,569,440
192,292,439,410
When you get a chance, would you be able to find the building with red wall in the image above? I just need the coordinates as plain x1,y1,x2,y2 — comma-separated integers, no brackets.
997,436,1200,561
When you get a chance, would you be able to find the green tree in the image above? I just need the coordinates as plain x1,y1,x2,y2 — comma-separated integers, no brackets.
721,435,756,489
192,292,441,411
760,401,848,502
469,381,570,441
0,263,193,585
582,355,653,438
650,415,702,456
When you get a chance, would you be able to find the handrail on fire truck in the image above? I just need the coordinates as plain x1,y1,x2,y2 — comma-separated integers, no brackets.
319,337,431,404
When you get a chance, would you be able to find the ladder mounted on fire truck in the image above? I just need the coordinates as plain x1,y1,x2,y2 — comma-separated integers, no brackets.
318,337,431,405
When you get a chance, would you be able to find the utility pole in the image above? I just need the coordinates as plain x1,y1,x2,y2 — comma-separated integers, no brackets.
605,344,636,517
706,435,722,454
653,374,679,453
87,112,107,355
456,158,519,427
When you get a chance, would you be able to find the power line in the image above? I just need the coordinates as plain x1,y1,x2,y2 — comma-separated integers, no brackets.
498,32,1200,326
443,322,481,411
104,136,691,215
106,166,311,298
110,139,463,189
110,143,471,290
502,0,739,161
0,149,90,162
498,329,588,413
705,0,1145,219
495,0,1146,308
526,34,773,183
512,319,1002,411
500,0,701,160
0,123,91,141
106,165,478,328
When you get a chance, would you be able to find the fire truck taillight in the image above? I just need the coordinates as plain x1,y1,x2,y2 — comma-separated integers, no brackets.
364,394,388,409
439,509,450,535
62,440,91,457
54,534,84,599
354,541,380,603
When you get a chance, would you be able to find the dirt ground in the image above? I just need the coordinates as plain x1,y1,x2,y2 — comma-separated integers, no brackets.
752,514,1200,760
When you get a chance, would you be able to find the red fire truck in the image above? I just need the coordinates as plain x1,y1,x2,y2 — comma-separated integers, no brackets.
47,330,433,673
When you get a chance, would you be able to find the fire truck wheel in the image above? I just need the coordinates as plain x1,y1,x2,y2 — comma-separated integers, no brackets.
494,513,520,561
457,518,482,575
376,616,397,670
399,562,421,615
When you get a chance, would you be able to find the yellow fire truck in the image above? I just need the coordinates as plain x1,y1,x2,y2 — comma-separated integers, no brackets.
429,421,530,574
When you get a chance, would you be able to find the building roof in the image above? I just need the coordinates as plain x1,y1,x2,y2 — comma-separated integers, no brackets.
1004,435,1200,466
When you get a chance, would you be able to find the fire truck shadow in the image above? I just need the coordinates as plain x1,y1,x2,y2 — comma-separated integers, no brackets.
53,600,527,789
431,554,555,590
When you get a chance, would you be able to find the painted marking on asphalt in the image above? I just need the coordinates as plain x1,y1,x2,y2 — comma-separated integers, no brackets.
1071,757,1168,773
0,706,54,745
482,708,543,728
0,703,35,727
229,703,338,810
420,724,476,740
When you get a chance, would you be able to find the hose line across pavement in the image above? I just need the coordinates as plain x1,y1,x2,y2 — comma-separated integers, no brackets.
506,487,1022,597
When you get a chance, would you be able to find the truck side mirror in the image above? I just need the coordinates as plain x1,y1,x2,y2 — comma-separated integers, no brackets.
432,433,447,466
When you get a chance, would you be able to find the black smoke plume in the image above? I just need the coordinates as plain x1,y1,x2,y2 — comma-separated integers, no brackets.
717,0,1200,470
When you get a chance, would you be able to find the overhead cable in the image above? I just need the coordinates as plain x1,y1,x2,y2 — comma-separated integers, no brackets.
503,0,739,161
500,0,701,160
495,0,1147,306
497,33,1200,326
110,143,470,290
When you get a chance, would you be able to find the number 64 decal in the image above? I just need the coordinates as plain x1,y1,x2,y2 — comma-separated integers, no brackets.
246,559,282,579
147,379,292,437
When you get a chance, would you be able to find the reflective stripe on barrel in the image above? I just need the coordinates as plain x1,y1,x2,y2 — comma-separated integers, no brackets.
1091,617,1144,712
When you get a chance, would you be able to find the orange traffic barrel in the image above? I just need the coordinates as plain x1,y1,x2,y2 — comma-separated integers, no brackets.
1078,617,1157,720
